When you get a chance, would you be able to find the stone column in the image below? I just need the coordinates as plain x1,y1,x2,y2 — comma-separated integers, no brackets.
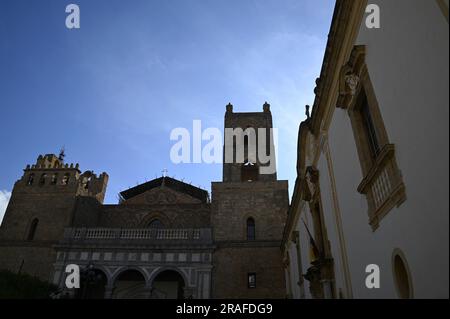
104,285,114,299
183,287,195,299
144,284,153,299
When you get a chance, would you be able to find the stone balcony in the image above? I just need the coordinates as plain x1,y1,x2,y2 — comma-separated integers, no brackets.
59,227,213,248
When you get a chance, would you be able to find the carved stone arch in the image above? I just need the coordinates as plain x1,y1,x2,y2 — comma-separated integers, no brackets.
110,266,150,286
148,266,190,288
140,212,171,228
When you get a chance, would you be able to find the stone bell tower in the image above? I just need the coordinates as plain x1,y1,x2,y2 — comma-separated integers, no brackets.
0,153,108,281
222,101,277,183
211,102,289,298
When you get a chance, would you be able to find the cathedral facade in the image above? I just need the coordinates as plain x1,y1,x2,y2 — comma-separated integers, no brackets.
0,104,289,299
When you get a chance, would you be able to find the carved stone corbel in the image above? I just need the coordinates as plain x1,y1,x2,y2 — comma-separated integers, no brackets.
344,73,360,96
305,166,320,199
303,265,324,299
337,45,366,109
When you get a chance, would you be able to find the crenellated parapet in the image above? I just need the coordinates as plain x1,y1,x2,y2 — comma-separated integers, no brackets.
18,154,108,203
77,170,109,203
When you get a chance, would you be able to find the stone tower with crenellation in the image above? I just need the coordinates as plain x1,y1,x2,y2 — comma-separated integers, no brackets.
0,154,108,281
211,102,289,298
0,104,288,298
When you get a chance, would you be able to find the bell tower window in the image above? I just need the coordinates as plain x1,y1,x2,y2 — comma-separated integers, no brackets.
241,162,258,182
27,174,34,186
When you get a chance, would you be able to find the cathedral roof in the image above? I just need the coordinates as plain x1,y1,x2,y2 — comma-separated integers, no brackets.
119,176,208,203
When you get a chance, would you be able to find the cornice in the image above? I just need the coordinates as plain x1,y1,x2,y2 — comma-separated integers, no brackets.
310,0,367,137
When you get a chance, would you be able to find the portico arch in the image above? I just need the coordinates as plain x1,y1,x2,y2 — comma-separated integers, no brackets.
149,267,189,299
111,268,148,299
110,266,149,284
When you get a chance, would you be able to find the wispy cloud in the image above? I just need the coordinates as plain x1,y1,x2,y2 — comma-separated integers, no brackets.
0,0,334,204
0,190,11,225
222,30,327,190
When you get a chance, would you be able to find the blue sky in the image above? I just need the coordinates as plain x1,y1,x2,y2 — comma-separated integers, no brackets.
0,0,335,218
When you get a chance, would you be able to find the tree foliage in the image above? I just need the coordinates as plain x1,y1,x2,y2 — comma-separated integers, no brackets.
0,269,57,299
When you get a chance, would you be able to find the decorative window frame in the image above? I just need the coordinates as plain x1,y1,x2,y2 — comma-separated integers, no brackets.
338,45,406,231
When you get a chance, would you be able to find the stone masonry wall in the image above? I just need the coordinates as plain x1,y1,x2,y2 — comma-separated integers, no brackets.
212,245,286,298
211,180,289,298
211,181,288,241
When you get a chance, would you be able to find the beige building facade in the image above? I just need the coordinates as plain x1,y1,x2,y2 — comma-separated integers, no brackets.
283,0,449,299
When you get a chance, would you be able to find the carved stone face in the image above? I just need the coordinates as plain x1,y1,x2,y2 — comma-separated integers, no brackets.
305,166,319,198
345,73,360,96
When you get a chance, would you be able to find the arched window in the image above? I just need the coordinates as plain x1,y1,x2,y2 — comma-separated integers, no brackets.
51,174,58,185
62,173,70,185
241,162,258,182
392,250,413,299
83,176,91,190
27,218,39,241
27,174,34,186
39,173,47,185
148,219,164,229
246,217,255,240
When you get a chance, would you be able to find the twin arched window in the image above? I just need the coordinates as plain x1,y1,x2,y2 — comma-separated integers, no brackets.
247,217,255,241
